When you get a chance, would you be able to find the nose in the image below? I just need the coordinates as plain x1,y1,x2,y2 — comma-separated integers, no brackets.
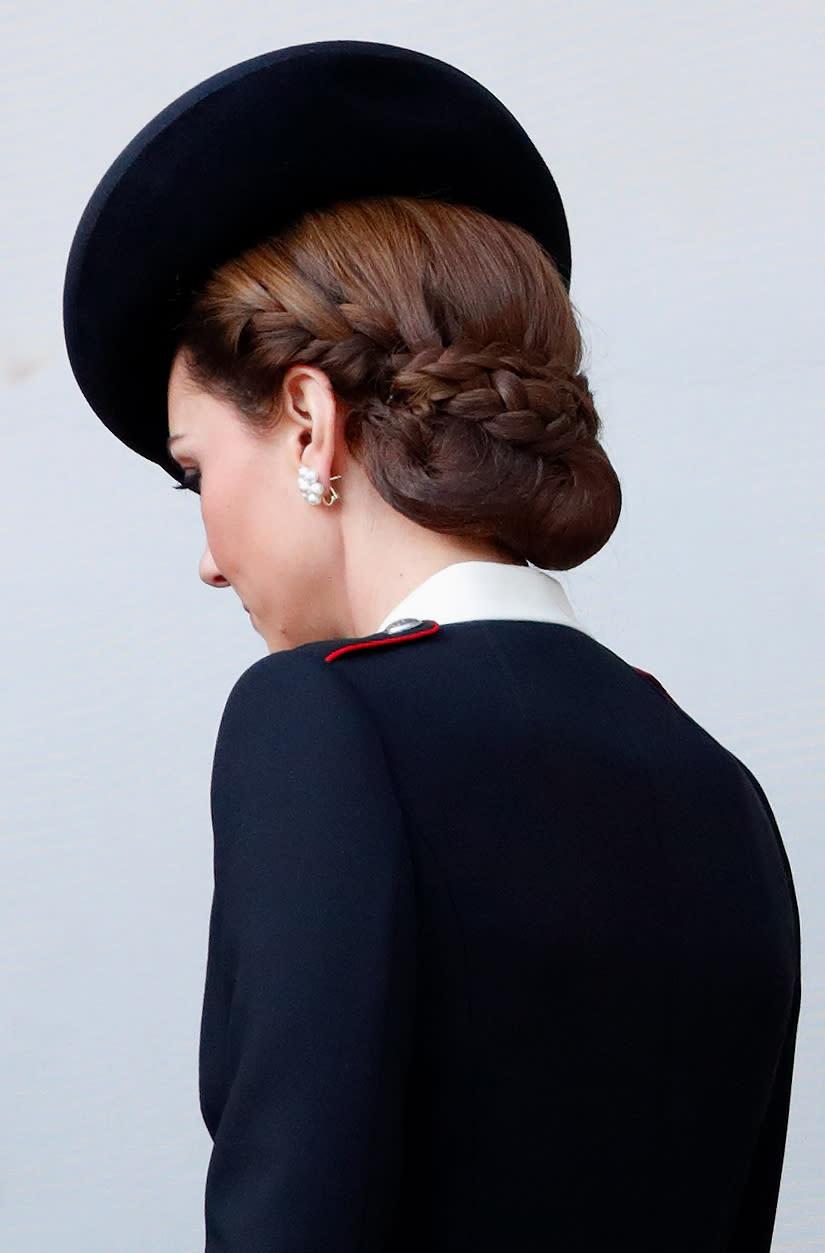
199,543,230,588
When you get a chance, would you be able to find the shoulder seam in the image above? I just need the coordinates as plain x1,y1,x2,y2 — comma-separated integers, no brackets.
318,656,419,877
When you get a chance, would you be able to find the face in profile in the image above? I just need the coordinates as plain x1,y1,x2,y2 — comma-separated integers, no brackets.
166,350,347,652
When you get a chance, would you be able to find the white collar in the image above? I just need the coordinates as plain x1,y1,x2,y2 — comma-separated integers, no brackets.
376,560,592,637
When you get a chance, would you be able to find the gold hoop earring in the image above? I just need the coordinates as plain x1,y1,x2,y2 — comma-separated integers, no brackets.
321,475,342,506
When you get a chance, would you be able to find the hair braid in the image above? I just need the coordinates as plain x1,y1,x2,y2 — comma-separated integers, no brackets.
178,196,621,569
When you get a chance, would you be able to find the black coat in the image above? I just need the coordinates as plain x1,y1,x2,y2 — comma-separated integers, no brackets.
199,618,800,1252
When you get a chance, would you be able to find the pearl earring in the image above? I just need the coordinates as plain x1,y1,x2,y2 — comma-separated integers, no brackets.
297,466,341,506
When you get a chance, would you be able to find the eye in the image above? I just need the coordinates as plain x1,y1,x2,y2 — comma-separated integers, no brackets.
173,469,201,495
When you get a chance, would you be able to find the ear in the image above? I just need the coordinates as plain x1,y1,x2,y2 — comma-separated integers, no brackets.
280,365,345,479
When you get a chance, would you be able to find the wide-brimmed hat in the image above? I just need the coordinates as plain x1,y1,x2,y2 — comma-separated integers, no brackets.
63,40,571,482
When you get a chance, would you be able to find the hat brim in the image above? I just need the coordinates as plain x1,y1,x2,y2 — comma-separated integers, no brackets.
63,40,571,481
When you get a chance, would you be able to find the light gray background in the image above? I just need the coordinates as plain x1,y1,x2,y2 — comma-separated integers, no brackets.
2,2,822,1249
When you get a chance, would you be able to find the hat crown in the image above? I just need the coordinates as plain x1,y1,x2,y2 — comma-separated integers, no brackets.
63,40,570,477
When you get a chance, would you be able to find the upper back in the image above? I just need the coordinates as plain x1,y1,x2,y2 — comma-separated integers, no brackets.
308,618,799,1250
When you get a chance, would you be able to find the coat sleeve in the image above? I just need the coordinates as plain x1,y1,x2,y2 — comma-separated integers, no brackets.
725,758,802,1253
198,652,417,1252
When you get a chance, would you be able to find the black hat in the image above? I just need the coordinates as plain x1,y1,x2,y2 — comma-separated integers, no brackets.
63,40,571,482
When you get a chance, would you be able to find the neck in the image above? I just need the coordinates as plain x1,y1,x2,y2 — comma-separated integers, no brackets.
338,463,525,639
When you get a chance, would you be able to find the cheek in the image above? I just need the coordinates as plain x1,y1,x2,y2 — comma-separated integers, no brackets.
201,472,290,578
199,483,246,576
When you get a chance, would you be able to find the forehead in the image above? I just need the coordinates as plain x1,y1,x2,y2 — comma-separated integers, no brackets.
167,350,201,414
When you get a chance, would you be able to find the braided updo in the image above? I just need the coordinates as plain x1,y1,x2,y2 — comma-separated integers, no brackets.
177,196,621,569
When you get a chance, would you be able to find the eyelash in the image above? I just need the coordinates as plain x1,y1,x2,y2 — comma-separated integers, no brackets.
173,470,201,495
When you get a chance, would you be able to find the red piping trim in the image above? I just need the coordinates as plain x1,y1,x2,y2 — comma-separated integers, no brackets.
324,621,440,663
633,666,674,702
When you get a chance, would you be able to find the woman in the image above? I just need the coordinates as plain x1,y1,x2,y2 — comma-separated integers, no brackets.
63,41,800,1253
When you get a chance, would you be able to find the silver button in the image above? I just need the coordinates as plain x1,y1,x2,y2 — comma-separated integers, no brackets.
384,617,424,635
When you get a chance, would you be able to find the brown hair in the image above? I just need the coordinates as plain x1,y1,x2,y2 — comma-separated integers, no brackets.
177,196,621,569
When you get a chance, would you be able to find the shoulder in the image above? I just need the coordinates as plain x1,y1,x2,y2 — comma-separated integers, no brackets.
212,645,364,794
212,620,440,825
209,629,435,895
217,618,441,739
217,640,345,733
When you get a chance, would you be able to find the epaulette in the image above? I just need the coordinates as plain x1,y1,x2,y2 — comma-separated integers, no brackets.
324,618,440,663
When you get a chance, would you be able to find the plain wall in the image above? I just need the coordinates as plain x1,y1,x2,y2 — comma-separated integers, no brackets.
2,2,823,1248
